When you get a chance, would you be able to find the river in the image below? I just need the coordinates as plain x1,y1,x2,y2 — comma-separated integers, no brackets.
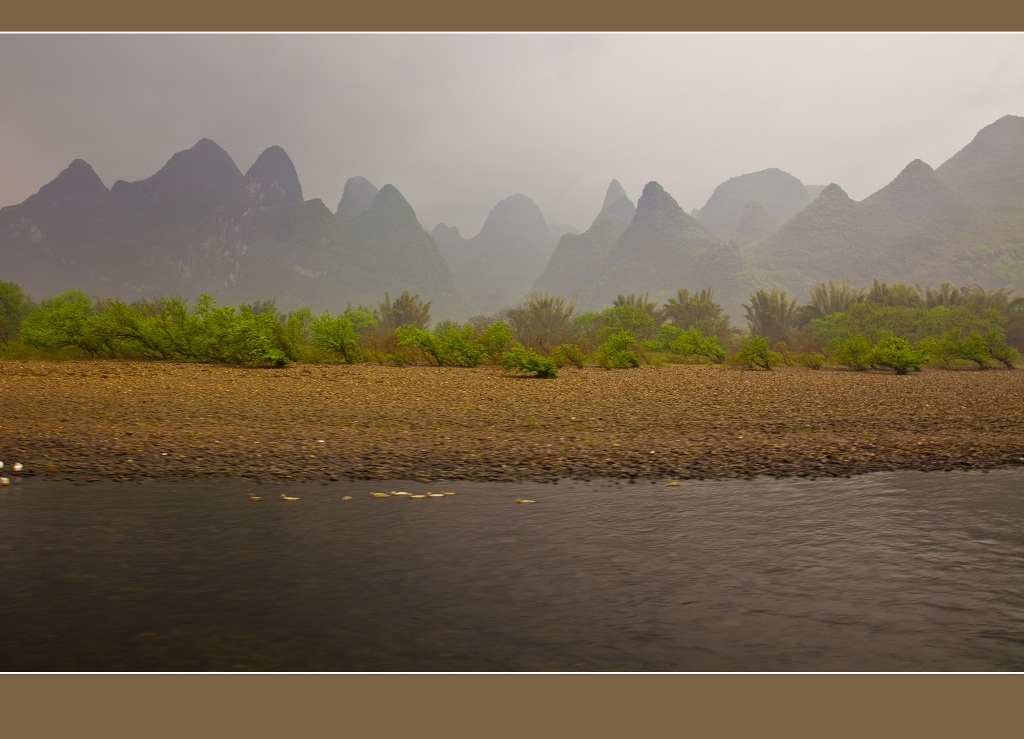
0,469,1021,671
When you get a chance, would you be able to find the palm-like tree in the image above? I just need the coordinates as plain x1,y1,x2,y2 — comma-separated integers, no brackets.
662,287,722,329
379,291,432,331
743,288,798,345
501,291,578,350
808,281,865,316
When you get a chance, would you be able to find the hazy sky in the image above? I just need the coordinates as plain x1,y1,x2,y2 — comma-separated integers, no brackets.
1,33,1021,235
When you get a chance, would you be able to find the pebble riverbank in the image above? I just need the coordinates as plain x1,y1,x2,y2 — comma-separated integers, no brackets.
2,360,1023,483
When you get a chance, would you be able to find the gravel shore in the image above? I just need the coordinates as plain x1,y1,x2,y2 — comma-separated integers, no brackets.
2,359,1023,483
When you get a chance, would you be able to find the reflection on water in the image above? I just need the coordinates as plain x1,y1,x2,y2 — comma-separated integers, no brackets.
0,469,1021,671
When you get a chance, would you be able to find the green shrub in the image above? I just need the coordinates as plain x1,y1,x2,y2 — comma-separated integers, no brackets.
18,289,100,355
476,321,517,363
830,335,874,370
791,352,826,369
595,330,643,369
669,328,725,363
500,344,558,378
869,335,928,375
551,342,587,369
735,335,782,370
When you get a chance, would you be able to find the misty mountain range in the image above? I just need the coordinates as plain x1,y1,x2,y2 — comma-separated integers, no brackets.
1,114,1021,324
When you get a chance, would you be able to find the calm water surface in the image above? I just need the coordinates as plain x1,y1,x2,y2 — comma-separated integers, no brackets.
0,470,1021,671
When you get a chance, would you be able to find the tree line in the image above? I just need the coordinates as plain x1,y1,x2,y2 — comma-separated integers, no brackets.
1,278,1020,376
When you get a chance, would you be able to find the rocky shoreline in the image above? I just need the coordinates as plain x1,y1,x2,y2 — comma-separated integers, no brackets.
2,359,1023,484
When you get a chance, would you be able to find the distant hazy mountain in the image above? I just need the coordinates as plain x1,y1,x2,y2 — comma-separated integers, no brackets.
333,184,468,318
534,179,761,321
533,179,636,307
2,115,1020,327
335,176,379,220
935,114,1024,242
548,222,580,243
0,158,122,299
744,117,1022,301
174,146,467,317
579,181,758,320
433,193,555,315
1,141,468,319
111,138,243,236
696,168,814,243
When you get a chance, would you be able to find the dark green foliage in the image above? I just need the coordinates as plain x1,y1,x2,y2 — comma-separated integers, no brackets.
736,335,782,370
867,280,923,308
551,342,587,369
0,280,34,344
500,344,558,378
661,287,732,339
808,281,865,317
501,291,578,350
379,291,431,331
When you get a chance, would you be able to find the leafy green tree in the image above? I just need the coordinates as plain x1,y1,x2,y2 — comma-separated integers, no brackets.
311,311,362,363
869,335,928,375
343,306,379,338
570,311,605,349
89,299,174,359
0,280,34,344
1002,296,1024,351
397,321,485,367
982,327,1019,369
284,306,315,355
830,335,874,370
612,293,662,327
19,289,100,354
743,289,798,346
669,328,725,363
595,330,643,369
150,296,203,359
233,307,293,367
736,335,781,370
476,321,517,363
599,301,659,341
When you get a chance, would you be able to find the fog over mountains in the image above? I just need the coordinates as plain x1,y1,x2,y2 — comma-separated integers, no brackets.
1,114,1021,324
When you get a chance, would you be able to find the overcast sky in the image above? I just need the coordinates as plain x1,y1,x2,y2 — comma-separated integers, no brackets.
1,33,1021,235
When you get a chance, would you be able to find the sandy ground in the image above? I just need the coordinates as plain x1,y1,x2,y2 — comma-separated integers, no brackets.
2,359,1023,483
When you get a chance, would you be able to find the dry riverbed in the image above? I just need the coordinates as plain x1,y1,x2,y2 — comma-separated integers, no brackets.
2,359,1023,483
